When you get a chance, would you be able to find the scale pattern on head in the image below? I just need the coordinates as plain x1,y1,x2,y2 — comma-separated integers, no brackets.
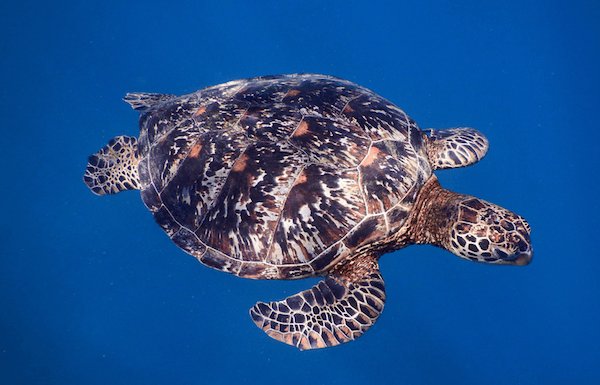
449,198,532,265
133,74,431,279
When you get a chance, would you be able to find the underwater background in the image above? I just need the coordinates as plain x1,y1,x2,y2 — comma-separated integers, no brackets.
1,1,599,384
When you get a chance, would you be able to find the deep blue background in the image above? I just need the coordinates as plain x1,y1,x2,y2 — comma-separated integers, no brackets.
1,1,599,384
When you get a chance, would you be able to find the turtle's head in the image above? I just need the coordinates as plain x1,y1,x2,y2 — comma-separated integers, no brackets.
448,197,532,265
410,177,532,265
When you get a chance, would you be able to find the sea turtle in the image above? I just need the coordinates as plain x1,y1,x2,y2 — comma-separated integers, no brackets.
84,74,532,350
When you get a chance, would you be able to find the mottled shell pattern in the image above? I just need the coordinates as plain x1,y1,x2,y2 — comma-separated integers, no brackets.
137,74,431,279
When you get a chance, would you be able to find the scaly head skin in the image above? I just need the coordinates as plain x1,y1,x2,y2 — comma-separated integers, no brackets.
409,176,532,265
449,197,532,265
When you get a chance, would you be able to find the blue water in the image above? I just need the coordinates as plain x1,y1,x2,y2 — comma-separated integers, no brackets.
2,1,599,384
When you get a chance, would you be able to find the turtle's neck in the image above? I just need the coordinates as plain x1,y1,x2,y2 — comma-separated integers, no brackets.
406,175,460,248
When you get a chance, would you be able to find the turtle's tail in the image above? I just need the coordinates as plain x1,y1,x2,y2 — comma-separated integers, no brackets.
84,136,141,195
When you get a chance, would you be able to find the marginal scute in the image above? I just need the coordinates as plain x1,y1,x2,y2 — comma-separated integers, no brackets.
171,228,206,257
386,204,411,235
310,242,349,272
140,183,161,212
276,264,314,279
153,205,180,237
343,215,387,249
199,248,242,275
237,262,280,280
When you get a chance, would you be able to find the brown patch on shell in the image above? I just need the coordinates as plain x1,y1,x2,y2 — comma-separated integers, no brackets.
231,153,249,172
188,143,203,159
360,146,380,166
284,89,301,98
295,170,308,185
194,105,207,116
292,120,310,137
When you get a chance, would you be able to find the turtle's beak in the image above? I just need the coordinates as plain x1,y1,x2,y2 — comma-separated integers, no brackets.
512,249,533,266
491,246,532,266
491,219,533,266
511,217,533,265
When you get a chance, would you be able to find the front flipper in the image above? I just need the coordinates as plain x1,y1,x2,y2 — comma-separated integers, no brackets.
426,127,489,170
250,256,385,350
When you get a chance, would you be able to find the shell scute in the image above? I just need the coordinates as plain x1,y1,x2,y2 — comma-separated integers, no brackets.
359,140,421,214
191,100,248,133
240,104,302,142
146,126,201,192
196,142,308,262
289,115,371,168
266,164,365,266
280,77,363,118
138,95,198,154
342,93,414,141
156,130,247,230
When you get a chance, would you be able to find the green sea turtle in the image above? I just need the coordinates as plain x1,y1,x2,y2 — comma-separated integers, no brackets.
84,74,532,350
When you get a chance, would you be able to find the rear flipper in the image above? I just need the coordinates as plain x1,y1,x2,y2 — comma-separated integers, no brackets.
123,92,175,111
426,127,489,170
83,136,141,195
250,256,385,350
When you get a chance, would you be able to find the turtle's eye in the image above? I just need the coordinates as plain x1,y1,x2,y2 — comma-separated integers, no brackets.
481,209,500,225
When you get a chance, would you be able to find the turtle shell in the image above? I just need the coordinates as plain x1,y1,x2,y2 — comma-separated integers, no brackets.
136,74,431,279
